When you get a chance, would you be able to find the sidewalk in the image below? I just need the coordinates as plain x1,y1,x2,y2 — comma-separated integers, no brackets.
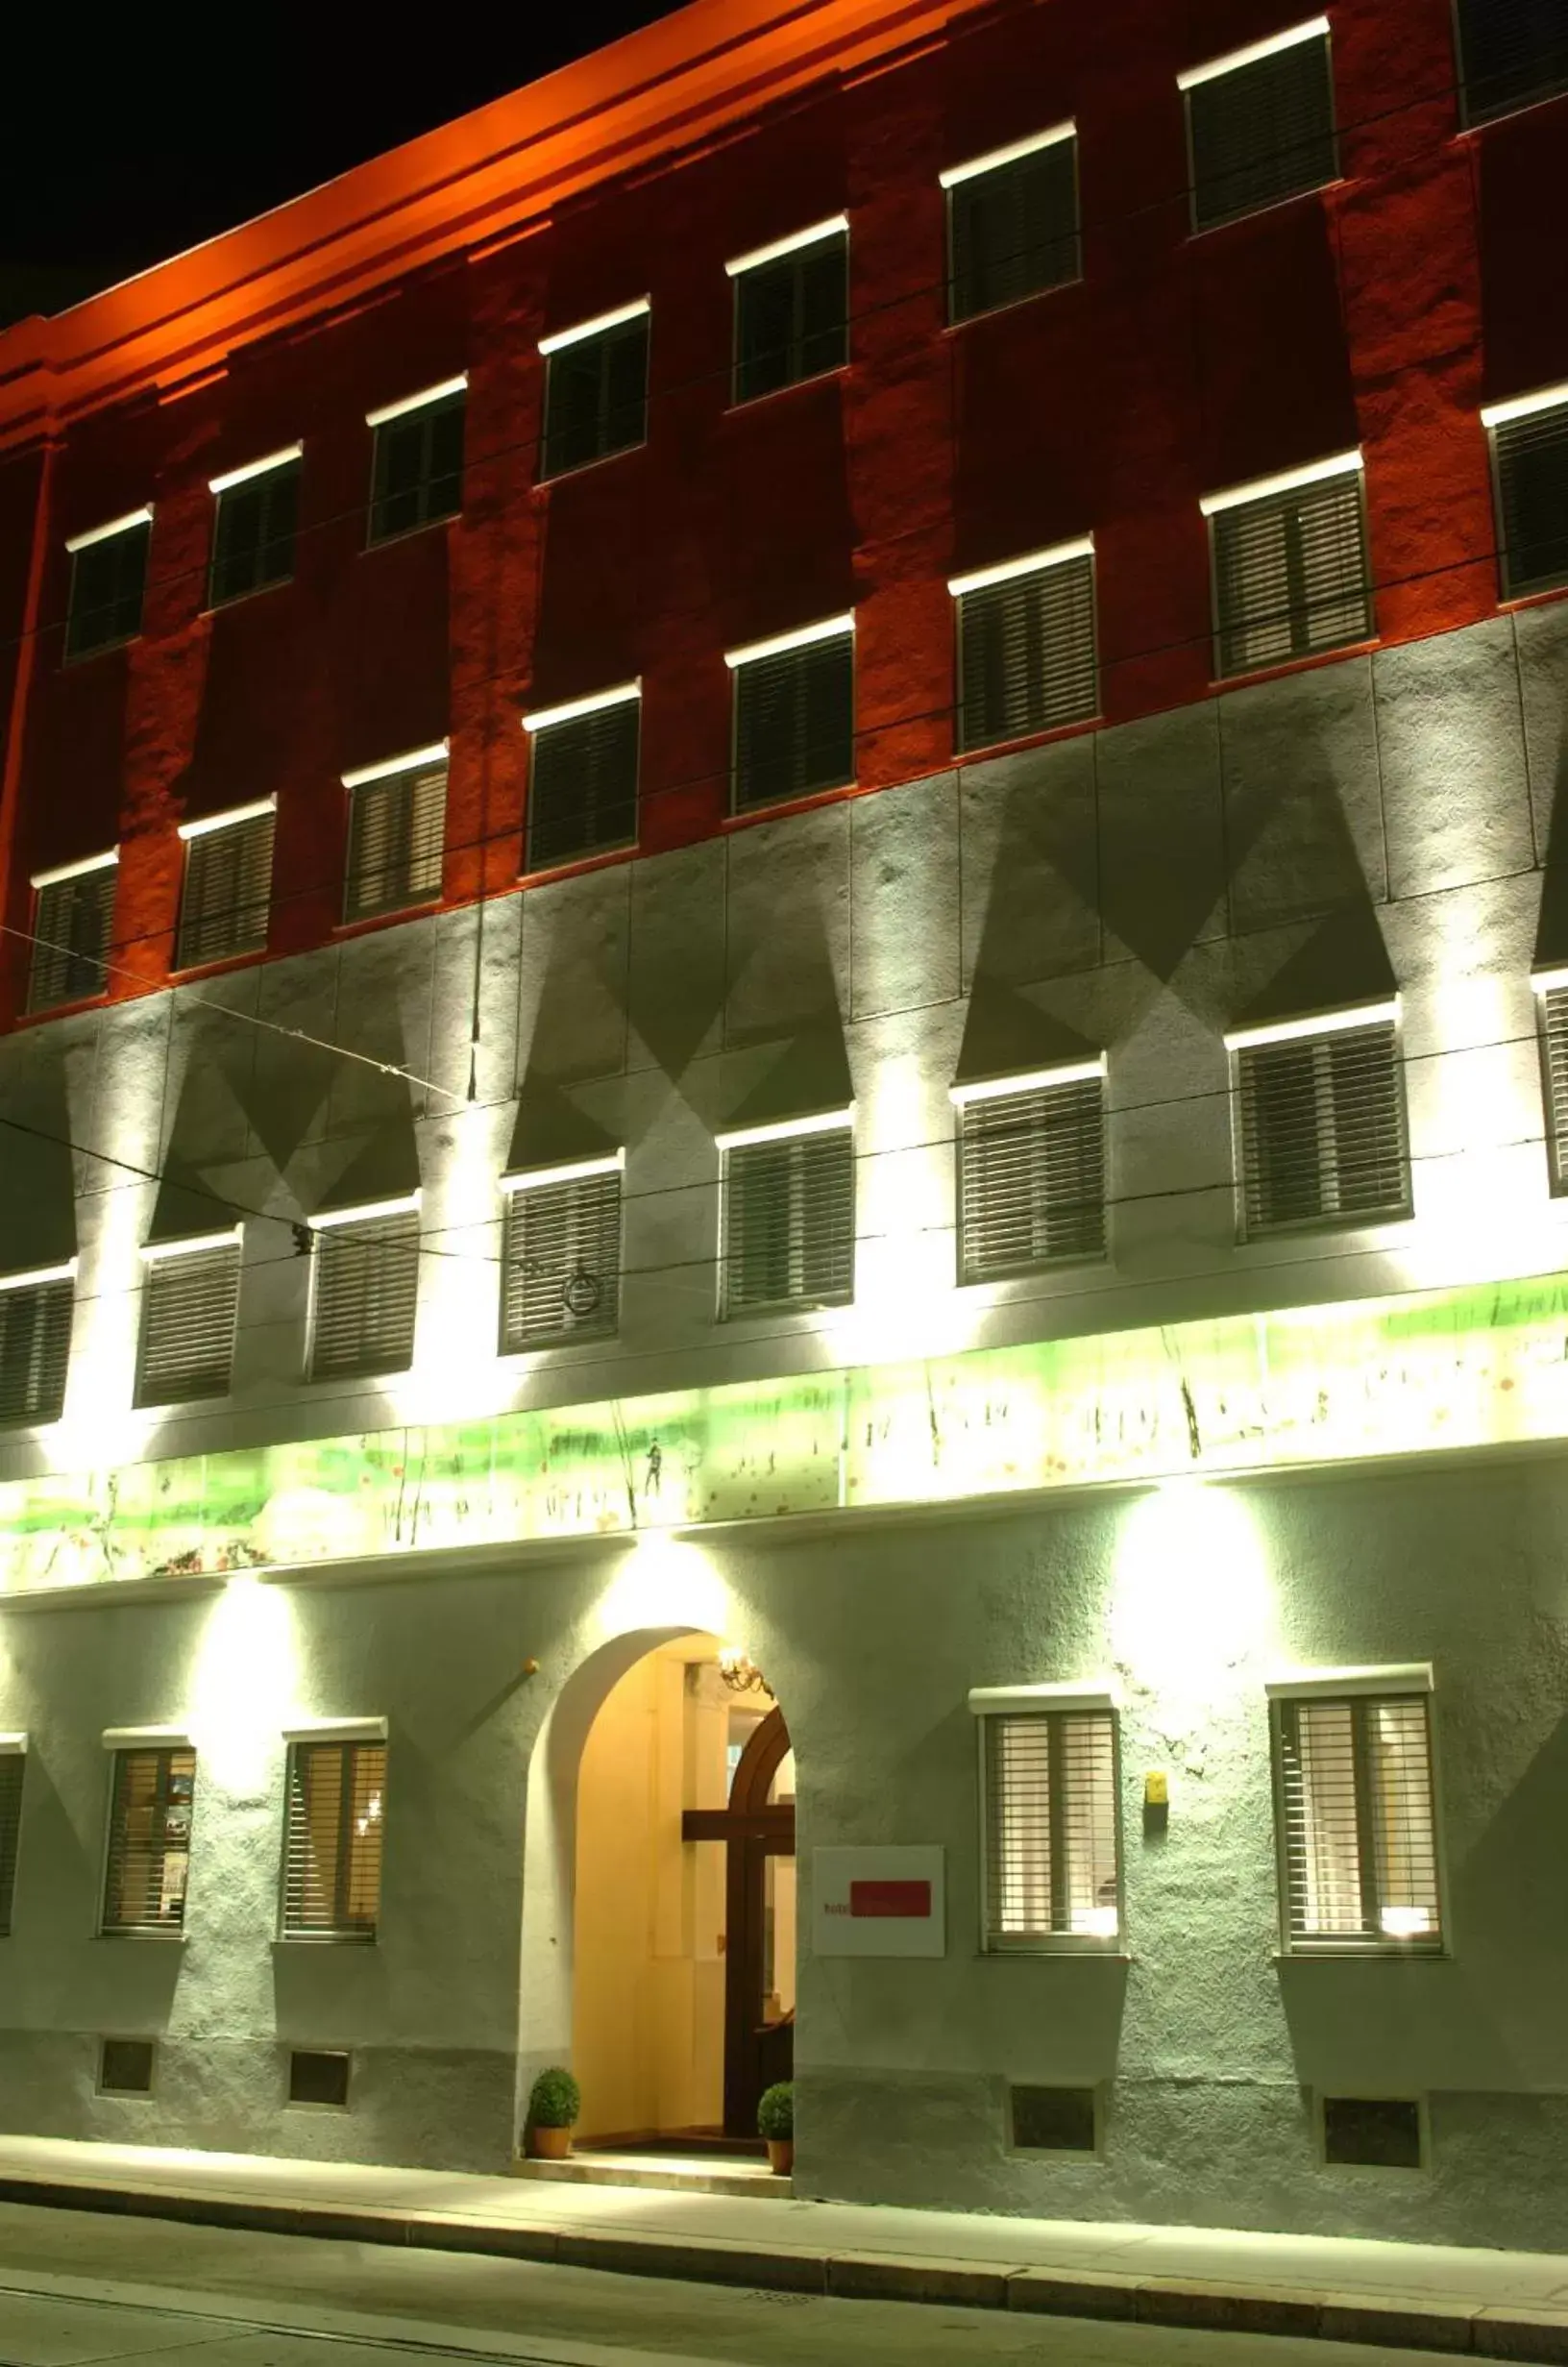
0,2133,1565,2358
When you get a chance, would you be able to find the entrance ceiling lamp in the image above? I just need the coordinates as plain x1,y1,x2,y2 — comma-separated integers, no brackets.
719,1646,770,1696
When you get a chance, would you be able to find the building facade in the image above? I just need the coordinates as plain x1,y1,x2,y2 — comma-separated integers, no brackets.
1,0,1567,2249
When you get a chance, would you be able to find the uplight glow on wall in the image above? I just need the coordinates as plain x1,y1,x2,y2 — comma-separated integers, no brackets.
5,1268,1568,1593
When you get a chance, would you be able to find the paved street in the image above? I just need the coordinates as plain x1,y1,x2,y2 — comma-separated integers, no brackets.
0,2200,1473,2366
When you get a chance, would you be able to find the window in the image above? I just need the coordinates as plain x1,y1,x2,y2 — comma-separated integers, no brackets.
282,1732,386,1942
1207,456,1372,678
540,303,649,481
1232,1004,1409,1237
208,448,300,605
952,542,1096,752
523,685,639,871
970,1685,1121,1950
307,1198,420,1382
65,510,151,660
28,854,116,1011
502,1156,623,1351
954,1063,1107,1281
1485,386,1568,601
289,2049,352,2106
0,1266,74,1430
728,617,854,812
1534,971,1568,1187
102,1742,197,1936
367,379,465,544
342,748,447,921
1268,1668,1442,1953
98,2037,156,2094
1182,19,1337,233
943,125,1079,324
0,1744,24,1936
1322,2095,1424,2169
1457,0,1568,124
1011,2085,1099,2153
729,219,848,405
176,801,275,969
135,1232,242,1407
720,1114,855,1317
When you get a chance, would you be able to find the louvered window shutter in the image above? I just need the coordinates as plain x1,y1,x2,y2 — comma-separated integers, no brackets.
527,702,640,870
177,811,275,968
102,1747,197,1935
136,1242,242,1407
734,234,847,404
345,764,447,920
948,140,1079,324
1275,1693,1441,1949
370,392,465,542
66,521,150,660
309,1211,420,1381
543,318,649,480
1540,984,1568,1189
1494,401,1568,600
957,555,1097,752
0,1276,73,1429
1237,1018,1408,1236
282,1740,386,1941
29,867,115,1011
723,1130,854,1315
1213,472,1372,678
982,1710,1120,1948
732,632,854,811
502,1170,623,1350
1188,32,1337,232
209,462,299,606
0,1755,23,1936
959,1076,1106,1281
1458,0,1568,122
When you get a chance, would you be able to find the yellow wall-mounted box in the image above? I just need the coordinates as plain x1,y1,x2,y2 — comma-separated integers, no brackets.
1144,1770,1169,1808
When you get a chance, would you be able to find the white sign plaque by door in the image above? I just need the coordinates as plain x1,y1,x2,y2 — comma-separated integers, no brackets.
812,1845,945,1958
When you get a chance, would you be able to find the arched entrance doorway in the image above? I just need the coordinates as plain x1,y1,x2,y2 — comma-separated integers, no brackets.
682,1699,795,2137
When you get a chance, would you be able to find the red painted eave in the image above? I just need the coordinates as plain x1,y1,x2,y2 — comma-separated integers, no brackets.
0,0,974,454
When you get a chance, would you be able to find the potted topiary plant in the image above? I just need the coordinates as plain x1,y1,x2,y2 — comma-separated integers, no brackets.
524,2066,581,2160
757,2079,794,2175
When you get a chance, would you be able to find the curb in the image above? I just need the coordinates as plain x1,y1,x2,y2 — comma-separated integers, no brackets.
0,2171,1562,2359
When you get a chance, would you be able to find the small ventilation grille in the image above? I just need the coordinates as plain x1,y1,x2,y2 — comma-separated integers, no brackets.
1494,400,1568,601
1237,1019,1408,1236
98,2037,155,2095
1277,1694,1441,1950
732,633,854,812
177,811,275,969
958,1075,1106,1280
502,1171,622,1350
723,1130,855,1316
344,764,447,921
734,232,847,403
136,1243,242,1407
0,1277,73,1430
282,1740,386,1943
1213,470,1372,678
984,1711,1119,1948
1323,2095,1423,2170
0,1755,23,1936
309,1212,421,1383
29,868,115,1012
289,2049,351,2108
1541,984,1568,1187
1188,31,1337,232
948,140,1079,324
1011,2084,1098,2153
527,701,639,871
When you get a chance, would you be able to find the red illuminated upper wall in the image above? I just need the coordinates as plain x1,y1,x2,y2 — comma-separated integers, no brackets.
1,0,1565,1020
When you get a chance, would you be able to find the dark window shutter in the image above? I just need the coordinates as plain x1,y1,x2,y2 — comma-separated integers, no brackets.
309,1211,420,1381
1540,984,1568,1188
958,1076,1106,1280
723,1129,854,1315
957,555,1097,751
209,461,299,606
102,1748,197,1935
502,1170,623,1350
29,867,115,1011
369,392,465,543
1458,0,1568,122
135,1242,242,1407
734,233,847,404
527,702,639,870
0,1277,73,1428
543,317,649,481
948,140,1079,324
1276,1694,1441,1949
344,764,447,920
983,1710,1119,1948
0,1756,24,1936
66,520,150,659
1495,402,1568,599
1188,33,1337,232
176,810,275,969
1238,1019,1409,1236
1213,471,1372,678
282,1740,386,1941
732,631,854,811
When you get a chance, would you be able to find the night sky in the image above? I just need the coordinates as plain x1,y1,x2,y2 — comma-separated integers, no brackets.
3,6,676,329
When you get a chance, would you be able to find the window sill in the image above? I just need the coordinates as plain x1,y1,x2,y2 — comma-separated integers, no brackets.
362,508,462,554
1454,84,1568,135
1273,1946,1448,1964
519,835,638,889
943,275,1084,333
1237,1208,1413,1249
97,1929,187,1943
724,779,858,830
1187,174,1348,243
273,1934,379,1948
956,711,1101,765
724,361,849,418
537,439,648,489
1211,632,1380,696
979,1946,1131,1962
332,897,444,939
201,573,296,619
61,631,141,669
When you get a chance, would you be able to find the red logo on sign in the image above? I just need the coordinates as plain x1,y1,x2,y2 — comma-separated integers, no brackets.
849,1879,932,1919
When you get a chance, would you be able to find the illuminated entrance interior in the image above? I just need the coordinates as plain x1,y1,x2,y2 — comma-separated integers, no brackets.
573,1633,795,2147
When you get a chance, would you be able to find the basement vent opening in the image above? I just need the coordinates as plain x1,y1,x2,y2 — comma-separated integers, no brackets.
1322,2095,1423,2170
1010,2083,1098,2153
98,2036,155,2094
289,2048,351,2108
